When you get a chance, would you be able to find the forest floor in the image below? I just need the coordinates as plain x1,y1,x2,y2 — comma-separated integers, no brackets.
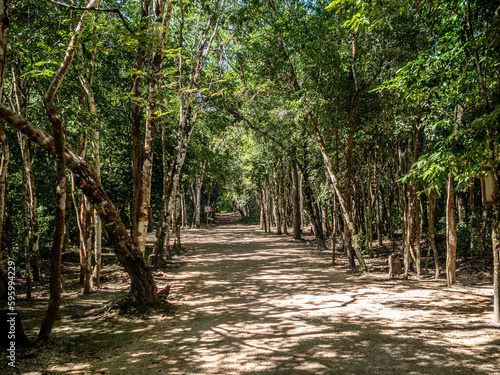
2,213,500,375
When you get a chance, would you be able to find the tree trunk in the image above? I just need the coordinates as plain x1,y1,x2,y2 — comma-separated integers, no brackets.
310,117,367,271
469,185,479,258
492,204,500,323
426,190,440,279
83,195,93,294
194,164,205,228
331,195,337,265
0,122,8,266
290,155,301,240
136,0,170,256
446,175,457,287
131,1,150,242
302,146,327,249
344,134,356,267
37,95,66,342
368,164,374,258
0,105,160,305
19,133,31,300
28,150,41,282
479,206,488,256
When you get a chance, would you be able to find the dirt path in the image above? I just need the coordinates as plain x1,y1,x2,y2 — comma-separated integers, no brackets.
7,213,500,374
91,213,498,375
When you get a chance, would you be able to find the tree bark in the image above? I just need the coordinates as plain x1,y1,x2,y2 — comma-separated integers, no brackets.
446,175,457,287
290,155,301,240
131,0,150,241
427,190,440,279
0,121,8,266
344,132,355,267
0,106,159,305
469,185,478,258
493,204,500,324
302,145,327,249
18,133,31,299
310,117,367,271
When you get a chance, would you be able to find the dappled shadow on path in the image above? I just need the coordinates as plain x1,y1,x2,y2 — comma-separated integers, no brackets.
86,217,499,375
15,214,497,375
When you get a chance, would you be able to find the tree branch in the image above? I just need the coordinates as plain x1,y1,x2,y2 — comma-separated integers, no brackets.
45,0,136,36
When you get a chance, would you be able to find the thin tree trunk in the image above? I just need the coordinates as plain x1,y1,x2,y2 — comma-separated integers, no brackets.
131,0,150,242
194,164,205,228
310,117,367,271
290,155,301,240
368,163,374,258
78,13,102,287
28,150,41,281
302,147,326,249
479,206,488,256
469,184,478,258
19,133,31,299
492,202,500,324
136,0,170,256
446,175,457,287
37,97,66,342
427,190,439,279
0,121,8,266
344,134,355,267
331,195,337,265
0,0,10,269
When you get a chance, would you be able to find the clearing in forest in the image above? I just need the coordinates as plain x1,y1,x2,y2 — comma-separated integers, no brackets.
5,213,500,374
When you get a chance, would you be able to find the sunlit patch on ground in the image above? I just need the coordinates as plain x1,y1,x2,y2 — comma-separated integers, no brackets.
3,213,499,374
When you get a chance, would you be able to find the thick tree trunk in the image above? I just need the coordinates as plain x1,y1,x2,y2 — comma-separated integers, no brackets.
0,103,159,305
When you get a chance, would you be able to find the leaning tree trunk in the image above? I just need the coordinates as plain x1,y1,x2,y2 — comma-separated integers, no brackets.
310,117,367,271
0,103,160,305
